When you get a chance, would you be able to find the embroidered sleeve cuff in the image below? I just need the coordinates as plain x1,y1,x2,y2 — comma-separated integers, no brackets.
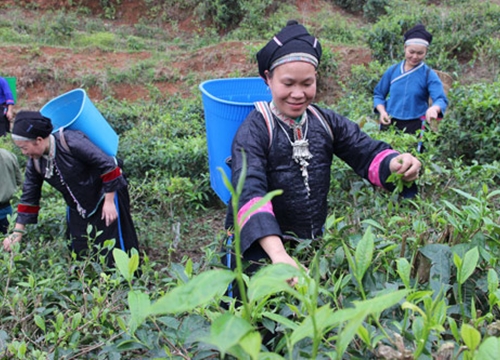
100,167,122,183
17,204,40,214
238,197,274,228
368,149,399,188
240,212,282,256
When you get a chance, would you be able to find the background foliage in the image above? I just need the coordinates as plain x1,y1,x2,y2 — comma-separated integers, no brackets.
1,0,500,358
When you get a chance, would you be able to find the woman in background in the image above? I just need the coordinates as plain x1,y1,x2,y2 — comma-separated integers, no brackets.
3,111,139,266
373,24,448,139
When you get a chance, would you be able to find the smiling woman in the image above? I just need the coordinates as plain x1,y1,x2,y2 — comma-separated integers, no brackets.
222,20,421,301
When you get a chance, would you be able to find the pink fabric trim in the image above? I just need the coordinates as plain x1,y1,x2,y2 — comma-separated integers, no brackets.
368,149,399,188
238,197,274,228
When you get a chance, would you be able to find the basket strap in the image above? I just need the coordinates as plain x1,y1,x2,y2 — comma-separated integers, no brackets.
254,101,274,149
308,105,333,141
58,127,71,153
254,101,334,148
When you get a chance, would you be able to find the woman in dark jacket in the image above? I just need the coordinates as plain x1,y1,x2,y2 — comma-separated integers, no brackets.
3,111,139,266
224,20,421,283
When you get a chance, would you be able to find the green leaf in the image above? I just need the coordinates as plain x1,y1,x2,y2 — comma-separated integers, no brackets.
457,247,479,285
353,290,408,315
461,323,481,351
487,269,498,295
402,302,426,319
448,317,460,342
476,337,500,359
247,263,301,303
149,269,235,315
356,325,371,347
453,252,462,272
34,315,46,333
127,290,151,335
396,258,411,288
443,200,462,215
486,189,500,199
238,330,262,360
128,253,139,277
258,353,286,360
290,305,337,346
419,244,452,292
113,248,133,282
354,227,374,282
452,188,480,203
412,317,424,341
71,312,82,330
200,313,254,357
360,219,384,231
336,312,366,356
262,312,298,331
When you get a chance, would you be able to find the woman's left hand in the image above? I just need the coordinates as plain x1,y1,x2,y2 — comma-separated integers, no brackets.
102,192,118,226
389,153,421,181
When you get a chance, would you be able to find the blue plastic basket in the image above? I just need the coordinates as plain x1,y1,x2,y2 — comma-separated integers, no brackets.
199,77,271,204
40,88,118,157
4,77,17,103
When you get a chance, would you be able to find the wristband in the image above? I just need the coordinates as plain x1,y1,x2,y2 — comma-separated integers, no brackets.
12,229,26,235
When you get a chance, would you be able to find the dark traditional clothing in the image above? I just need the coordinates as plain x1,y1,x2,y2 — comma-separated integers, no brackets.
16,129,139,265
256,20,322,80
404,24,433,46
225,105,400,264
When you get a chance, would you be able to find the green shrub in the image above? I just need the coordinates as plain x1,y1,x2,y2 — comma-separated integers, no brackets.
74,32,117,49
342,60,387,98
362,0,388,22
315,12,365,45
468,37,500,83
331,0,366,12
196,0,243,30
330,0,388,21
367,0,500,72
436,81,500,164
223,0,285,40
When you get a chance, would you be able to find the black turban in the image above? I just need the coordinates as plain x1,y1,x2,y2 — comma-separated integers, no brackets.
256,20,322,79
12,111,53,139
404,24,432,45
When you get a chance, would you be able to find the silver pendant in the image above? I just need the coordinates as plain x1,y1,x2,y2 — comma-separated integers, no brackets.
292,139,313,163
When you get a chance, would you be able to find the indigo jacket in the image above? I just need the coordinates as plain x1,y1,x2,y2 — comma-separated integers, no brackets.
225,105,399,261
17,130,126,224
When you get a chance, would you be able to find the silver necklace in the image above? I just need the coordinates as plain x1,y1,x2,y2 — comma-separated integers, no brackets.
43,135,55,179
276,117,313,196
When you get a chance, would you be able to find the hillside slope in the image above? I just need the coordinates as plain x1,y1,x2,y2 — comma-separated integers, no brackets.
1,0,371,109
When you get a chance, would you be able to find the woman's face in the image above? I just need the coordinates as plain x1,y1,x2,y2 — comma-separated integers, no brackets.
404,44,428,68
265,61,317,119
14,138,46,159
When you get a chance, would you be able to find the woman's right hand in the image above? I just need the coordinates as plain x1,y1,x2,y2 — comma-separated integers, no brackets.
379,111,391,125
3,233,22,252
259,235,306,286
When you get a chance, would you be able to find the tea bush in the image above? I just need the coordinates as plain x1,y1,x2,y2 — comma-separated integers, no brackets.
436,81,500,165
330,0,389,21
2,0,500,358
366,0,500,72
